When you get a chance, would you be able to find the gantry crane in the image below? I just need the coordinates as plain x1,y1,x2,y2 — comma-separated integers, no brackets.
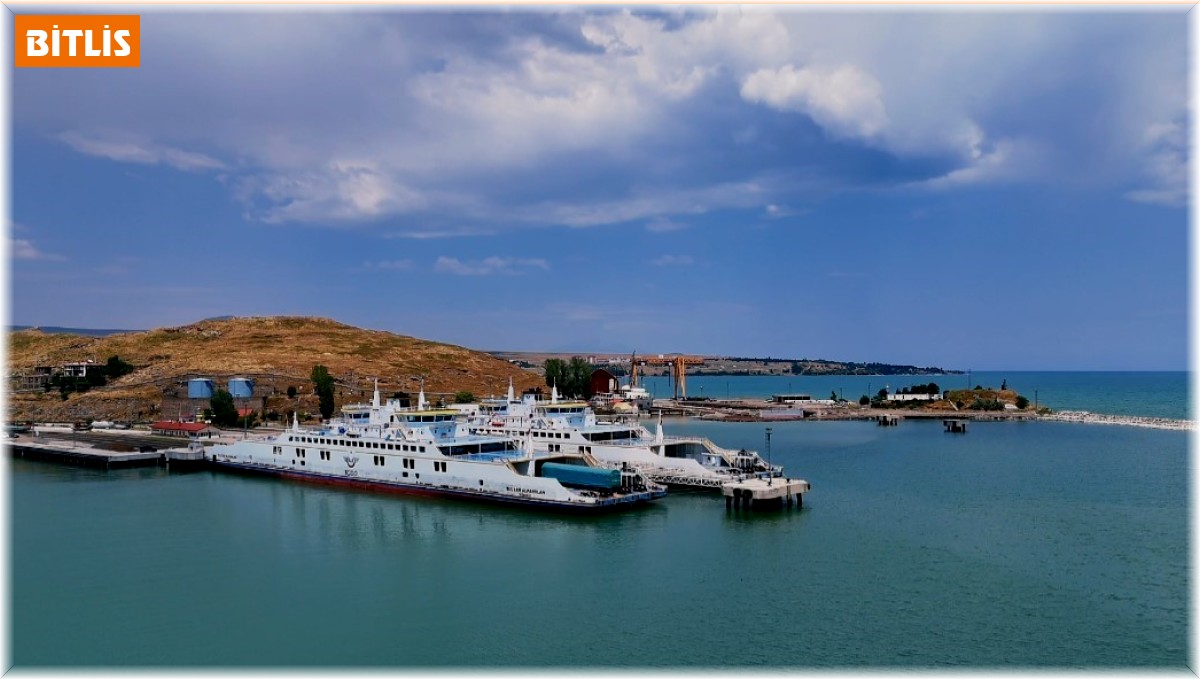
643,355,705,400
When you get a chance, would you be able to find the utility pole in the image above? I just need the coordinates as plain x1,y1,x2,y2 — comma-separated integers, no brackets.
766,427,773,486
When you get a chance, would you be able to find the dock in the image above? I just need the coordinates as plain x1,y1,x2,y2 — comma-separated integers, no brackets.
943,419,968,433
8,433,209,470
723,477,811,511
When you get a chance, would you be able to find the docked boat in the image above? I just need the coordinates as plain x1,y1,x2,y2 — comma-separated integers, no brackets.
206,384,665,512
460,381,783,490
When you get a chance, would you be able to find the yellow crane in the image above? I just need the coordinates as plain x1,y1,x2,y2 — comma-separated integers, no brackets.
643,355,705,400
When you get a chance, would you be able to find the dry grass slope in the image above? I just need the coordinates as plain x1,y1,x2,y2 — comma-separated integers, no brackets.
8,316,543,422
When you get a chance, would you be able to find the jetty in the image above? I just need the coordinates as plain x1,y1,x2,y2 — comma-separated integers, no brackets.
8,431,209,470
723,477,811,511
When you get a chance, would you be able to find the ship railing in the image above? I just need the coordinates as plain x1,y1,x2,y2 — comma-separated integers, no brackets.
603,435,701,448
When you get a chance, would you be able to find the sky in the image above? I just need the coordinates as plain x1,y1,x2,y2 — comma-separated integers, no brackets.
8,7,1190,370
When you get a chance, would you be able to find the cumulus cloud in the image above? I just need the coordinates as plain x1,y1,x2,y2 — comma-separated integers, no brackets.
17,9,1187,226
240,162,427,223
741,64,889,141
434,256,549,276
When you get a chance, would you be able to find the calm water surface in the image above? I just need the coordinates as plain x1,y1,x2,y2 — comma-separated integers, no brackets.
11,416,1188,668
641,371,1190,420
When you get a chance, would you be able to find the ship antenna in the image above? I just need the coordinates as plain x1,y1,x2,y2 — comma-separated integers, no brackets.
655,412,664,455
507,377,515,403
372,378,380,409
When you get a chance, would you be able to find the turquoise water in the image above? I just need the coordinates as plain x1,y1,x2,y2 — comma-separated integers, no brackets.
11,414,1188,667
641,371,1190,420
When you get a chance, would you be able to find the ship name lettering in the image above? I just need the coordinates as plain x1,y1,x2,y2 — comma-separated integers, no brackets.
505,485,545,495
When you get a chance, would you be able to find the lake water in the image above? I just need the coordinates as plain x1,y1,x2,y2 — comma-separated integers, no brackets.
10,374,1190,668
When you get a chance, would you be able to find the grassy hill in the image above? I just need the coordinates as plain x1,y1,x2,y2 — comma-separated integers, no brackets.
8,316,543,422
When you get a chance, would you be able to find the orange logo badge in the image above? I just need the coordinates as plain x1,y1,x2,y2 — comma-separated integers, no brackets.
15,15,140,67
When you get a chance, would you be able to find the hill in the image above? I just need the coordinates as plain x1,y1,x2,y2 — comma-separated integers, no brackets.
8,316,543,422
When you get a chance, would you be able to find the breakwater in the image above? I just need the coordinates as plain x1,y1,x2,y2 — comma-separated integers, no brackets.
1039,411,1194,431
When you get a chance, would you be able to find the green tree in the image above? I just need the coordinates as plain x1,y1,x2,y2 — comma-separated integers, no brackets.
209,389,239,427
1015,395,1030,410
310,364,336,420
567,357,594,398
454,391,476,404
859,395,870,406
544,359,568,393
105,355,134,379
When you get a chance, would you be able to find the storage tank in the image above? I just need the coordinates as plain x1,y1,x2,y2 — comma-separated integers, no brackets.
539,462,621,490
228,377,255,399
187,378,214,399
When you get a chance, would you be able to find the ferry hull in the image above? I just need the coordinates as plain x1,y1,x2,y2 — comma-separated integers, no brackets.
210,459,665,514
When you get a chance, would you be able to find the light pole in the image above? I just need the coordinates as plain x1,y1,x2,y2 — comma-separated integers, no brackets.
766,427,773,486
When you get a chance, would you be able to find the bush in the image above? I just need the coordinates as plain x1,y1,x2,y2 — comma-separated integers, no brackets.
1015,395,1030,410
454,391,476,404
859,395,870,406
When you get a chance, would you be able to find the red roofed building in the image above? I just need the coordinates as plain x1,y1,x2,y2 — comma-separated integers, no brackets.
150,421,218,438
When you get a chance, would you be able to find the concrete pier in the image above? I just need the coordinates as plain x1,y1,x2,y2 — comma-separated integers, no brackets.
723,477,810,511
876,415,901,427
943,419,968,434
8,437,207,470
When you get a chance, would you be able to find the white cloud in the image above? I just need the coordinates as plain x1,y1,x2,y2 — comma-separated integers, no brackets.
11,237,65,261
652,254,694,266
741,64,889,141
22,10,1187,225
242,162,427,223
59,132,226,172
384,227,497,240
764,204,807,219
1125,121,1186,207
434,256,549,276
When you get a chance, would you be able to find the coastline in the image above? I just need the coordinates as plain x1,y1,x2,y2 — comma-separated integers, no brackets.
647,400,1194,432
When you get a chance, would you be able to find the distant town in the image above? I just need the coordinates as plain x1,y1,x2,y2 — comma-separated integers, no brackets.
490,351,962,378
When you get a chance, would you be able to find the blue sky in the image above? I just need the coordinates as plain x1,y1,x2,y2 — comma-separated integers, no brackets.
9,8,1189,370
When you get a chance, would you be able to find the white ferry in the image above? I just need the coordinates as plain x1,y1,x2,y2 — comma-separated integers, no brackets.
459,381,782,490
207,384,665,513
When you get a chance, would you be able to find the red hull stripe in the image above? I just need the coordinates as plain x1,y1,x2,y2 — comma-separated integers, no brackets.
211,460,663,513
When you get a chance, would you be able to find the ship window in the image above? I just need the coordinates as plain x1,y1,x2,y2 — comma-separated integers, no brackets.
479,480,484,486
419,446,425,452
301,460,305,466
288,436,293,442
402,472,408,478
